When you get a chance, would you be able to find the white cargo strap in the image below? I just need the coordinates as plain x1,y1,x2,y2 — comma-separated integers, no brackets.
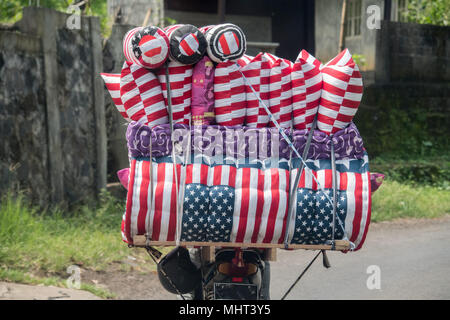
165,63,181,246
284,115,317,249
145,136,154,246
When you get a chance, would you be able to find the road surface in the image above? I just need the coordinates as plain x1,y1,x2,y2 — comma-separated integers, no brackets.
271,216,450,299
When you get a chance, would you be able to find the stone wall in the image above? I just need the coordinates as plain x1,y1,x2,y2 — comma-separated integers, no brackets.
355,82,449,158
0,7,106,206
0,30,49,205
376,20,450,83
102,24,134,180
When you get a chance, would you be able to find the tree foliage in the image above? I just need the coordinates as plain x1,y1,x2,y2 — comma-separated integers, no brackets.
406,0,449,26
0,0,109,33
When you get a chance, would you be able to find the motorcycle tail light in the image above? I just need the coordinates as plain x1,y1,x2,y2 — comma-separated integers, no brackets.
217,262,258,276
232,277,243,283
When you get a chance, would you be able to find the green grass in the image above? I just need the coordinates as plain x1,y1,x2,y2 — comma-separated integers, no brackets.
371,180,450,222
0,191,129,273
0,191,148,298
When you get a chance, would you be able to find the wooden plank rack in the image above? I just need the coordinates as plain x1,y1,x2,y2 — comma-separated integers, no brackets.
132,235,351,251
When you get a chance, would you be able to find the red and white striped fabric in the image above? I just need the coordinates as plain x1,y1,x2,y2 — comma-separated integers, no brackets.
156,61,193,124
130,26,169,69
198,25,215,34
230,166,289,244
268,55,294,128
123,27,142,64
122,156,371,250
100,73,130,121
317,49,363,135
122,161,289,245
163,24,183,36
120,62,168,127
291,59,307,130
291,50,323,129
123,160,182,243
214,61,246,126
286,156,371,251
164,24,207,65
240,53,272,128
236,54,254,67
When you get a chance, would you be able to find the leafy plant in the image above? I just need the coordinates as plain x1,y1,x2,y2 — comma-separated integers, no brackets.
0,0,111,35
352,54,366,68
406,0,449,26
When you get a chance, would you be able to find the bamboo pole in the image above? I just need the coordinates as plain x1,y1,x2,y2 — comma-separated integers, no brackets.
339,0,348,52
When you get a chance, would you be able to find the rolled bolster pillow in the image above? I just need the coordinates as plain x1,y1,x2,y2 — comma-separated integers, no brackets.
130,26,170,69
123,27,142,64
165,24,207,65
205,23,247,63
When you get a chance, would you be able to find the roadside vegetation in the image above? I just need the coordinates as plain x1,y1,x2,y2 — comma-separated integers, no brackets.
0,191,161,299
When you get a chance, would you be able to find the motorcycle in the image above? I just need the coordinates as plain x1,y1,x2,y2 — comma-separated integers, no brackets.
151,246,271,300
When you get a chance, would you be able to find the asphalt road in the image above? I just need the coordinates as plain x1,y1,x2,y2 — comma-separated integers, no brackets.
271,215,450,300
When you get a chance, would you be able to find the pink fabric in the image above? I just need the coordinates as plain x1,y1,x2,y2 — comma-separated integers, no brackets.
117,168,130,190
191,56,215,125
370,173,384,193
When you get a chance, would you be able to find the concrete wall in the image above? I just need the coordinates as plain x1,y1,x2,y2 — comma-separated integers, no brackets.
107,0,164,26
376,20,450,83
315,0,383,72
0,7,106,206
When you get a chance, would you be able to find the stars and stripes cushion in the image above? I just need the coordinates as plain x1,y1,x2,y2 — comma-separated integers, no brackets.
123,27,142,64
165,24,207,65
267,54,294,128
240,53,272,128
120,61,169,127
156,61,193,124
287,155,371,250
122,153,371,251
317,49,363,135
205,23,247,63
214,61,246,126
100,73,130,121
123,160,290,245
291,50,323,130
131,26,169,69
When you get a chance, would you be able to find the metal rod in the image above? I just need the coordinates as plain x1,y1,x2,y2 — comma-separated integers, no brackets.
281,250,322,300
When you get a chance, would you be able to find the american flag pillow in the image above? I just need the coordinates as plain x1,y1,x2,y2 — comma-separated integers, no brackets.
130,26,169,69
120,62,168,127
267,54,294,128
291,50,323,130
123,27,142,65
100,73,130,122
240,53,273,128
156,61,193,124
317,49,363,135
122,160,290,245
214,61,246,126
122,154,371,251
